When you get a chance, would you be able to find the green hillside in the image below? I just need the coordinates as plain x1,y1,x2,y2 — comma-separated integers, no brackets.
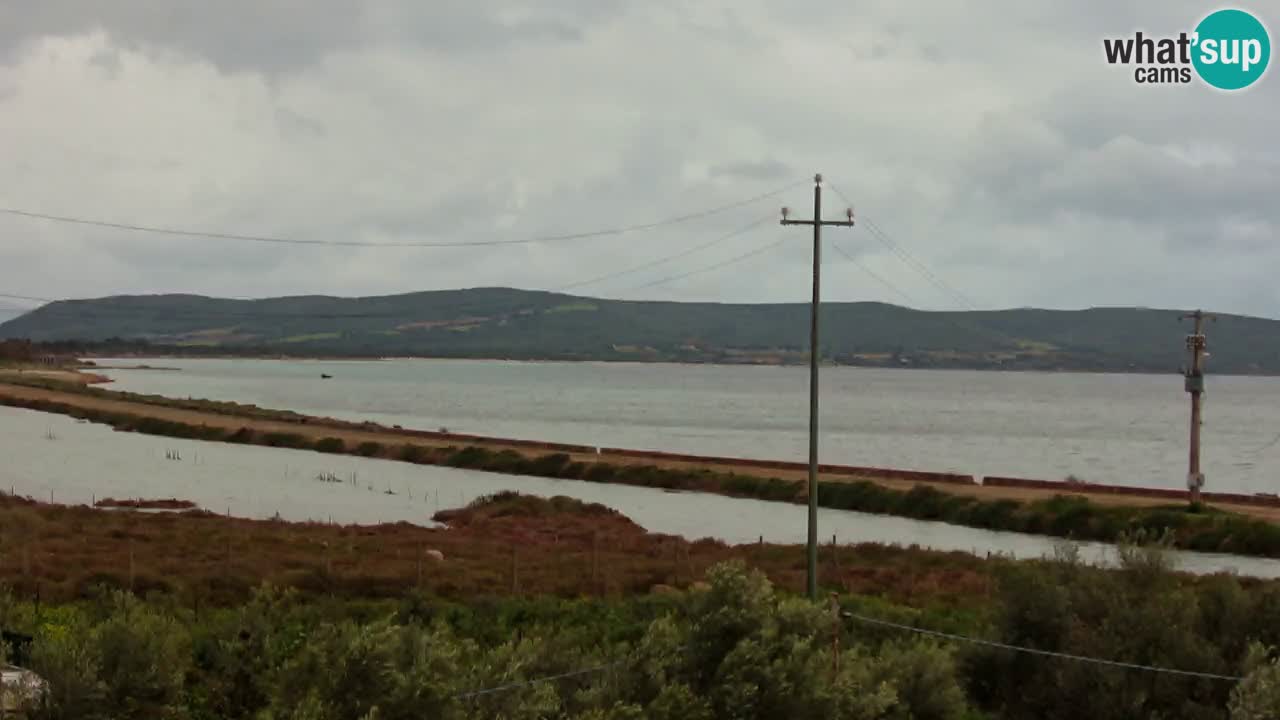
1,288,1276,373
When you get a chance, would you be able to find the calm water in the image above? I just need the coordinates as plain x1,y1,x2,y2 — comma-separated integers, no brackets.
3,405,1278,578
94,358,1280,493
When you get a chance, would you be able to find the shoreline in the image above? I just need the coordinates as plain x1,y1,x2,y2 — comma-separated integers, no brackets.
5,373,1280,559
74,352,1275,376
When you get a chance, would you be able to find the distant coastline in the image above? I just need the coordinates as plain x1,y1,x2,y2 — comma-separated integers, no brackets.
78,351,1236,376
4,288,1275,374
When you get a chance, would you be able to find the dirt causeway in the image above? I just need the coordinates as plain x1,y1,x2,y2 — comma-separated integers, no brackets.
2,377,1278,524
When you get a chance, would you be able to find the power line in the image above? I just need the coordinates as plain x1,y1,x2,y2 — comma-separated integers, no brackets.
0,180,804,249
0,293,50,305
629,236,788,290
453,659,625,701
0,216,776,324
828,241,918,307
862,218,976,310
824,184,977,310
555,216,773,292
842,611,1242,682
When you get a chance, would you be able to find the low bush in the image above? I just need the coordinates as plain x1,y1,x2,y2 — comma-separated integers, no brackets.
314,437,346,454
398,444,427,463
262,432,308,449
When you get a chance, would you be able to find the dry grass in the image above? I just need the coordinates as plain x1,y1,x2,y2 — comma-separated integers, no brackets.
0,492,994,607
93,497,198,510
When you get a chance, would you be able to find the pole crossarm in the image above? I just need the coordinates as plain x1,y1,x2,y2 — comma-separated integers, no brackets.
781,219,856,227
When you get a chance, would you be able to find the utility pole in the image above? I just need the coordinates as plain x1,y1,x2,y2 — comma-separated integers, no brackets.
1181,309,1215,504
781,173,855,601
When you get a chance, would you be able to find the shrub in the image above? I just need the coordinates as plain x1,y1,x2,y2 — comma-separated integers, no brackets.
227,427,255,444
527,453,573,477
584,464,618,483
355,441,383,457
262,432,308,449
315,437,346,454
398,444,427,463
446,446,494,468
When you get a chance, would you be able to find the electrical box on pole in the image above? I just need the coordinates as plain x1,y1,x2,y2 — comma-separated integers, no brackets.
1180,310,1214,502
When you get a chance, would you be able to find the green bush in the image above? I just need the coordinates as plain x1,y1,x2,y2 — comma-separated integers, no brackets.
262,432,308,449
584,464,618,483
227,427,255,444
315,437,346,454
398,444,427,463
527,453,573,477
446,446,495,468
355,441,384,457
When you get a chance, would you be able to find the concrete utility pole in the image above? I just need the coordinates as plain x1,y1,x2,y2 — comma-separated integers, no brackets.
781,174,855,601
1181,309,1215,504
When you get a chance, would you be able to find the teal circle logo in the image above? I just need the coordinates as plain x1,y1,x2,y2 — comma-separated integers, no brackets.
1192,9,1271,90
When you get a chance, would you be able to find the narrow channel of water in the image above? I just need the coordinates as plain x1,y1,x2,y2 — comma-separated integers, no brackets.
3,406,1278,579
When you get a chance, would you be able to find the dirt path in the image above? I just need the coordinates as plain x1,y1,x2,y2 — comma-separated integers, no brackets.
3,379,1278,523
0,368,111,384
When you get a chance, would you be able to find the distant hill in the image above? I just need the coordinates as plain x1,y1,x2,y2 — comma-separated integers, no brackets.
1,288,1277,373
0,305,26,324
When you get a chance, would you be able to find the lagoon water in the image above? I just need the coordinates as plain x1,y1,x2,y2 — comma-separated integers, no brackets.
94,358,1280,493
3,405,1279,579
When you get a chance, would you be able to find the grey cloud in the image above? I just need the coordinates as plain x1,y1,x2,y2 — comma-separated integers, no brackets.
1,0,1279,317
710,160,793,182
0,1,363,72
0,0,624,74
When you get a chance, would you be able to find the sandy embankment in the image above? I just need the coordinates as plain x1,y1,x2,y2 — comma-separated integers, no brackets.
0,368,112,385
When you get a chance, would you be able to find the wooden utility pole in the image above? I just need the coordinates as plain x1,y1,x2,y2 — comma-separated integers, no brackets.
1181,310,1215,504
782,174,855,601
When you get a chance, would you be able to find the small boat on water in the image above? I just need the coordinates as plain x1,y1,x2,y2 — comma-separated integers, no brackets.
320,373,333,379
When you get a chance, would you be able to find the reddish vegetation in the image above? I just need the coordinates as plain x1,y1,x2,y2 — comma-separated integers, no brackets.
983,476,1280,508
93,497,199,510
0,492,993,607
431,492,645,547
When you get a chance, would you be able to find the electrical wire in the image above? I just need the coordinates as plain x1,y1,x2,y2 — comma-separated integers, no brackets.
828,241,918,307
0,216,776,324
439,607,1253,703
4,229,786,320
825,183,977,310
863,218,977,310
0,293,50,305
453,659,626,701
0,179,805,249
629,236,789,290
841,611,1243,682
555,216,773,292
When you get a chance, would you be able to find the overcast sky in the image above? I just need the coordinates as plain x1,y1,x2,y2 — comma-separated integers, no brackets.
0,0,1277,319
